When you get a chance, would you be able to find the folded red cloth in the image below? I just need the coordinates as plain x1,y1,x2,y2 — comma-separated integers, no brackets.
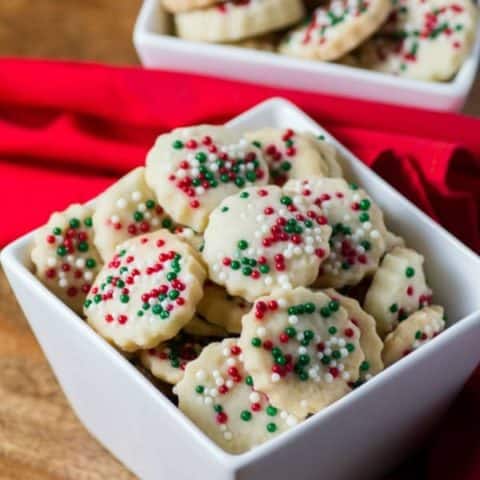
0,59,478,478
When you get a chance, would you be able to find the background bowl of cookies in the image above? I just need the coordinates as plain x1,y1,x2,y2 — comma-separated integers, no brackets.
133,0,480,112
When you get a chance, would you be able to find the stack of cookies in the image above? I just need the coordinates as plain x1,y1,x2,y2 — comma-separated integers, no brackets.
162,0,479,82
31,125,446,454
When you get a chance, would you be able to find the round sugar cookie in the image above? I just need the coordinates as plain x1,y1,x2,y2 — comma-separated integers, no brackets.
139,332,208,384
175,338,300,454
239,288,364,418
31,204,103,315
382,306,445,367
363,247,433,338
202,185,332,302
175,0,305,43
244,128,341,186
324,289,383,383
93,167,175,261
162,0,220,13
183,314,228,337
84,230,206,352
145,125,269,233
285,178,388,289
279,0,392,61
197,282,251,334
354,0,478,81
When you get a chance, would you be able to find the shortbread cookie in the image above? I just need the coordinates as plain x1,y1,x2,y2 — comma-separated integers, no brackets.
84,230,206,351
183,314,228,337
279,0,392,61
145,125,268,232
202,185,332,302
354,0,478,81
285,178,388,288
325,289,383,383
162,0,220,13
175,338,299,454
364,247,433,338
305,132,344,178
175,0,305,43
139,332,208,384
239,288,364,418
245,128,341,186
93,168,175,261
382,306,445,367
197,282,251,334
31,204,103,315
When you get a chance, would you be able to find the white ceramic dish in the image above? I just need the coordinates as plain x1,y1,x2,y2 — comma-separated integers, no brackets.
2,98,480,480
133,0,480,112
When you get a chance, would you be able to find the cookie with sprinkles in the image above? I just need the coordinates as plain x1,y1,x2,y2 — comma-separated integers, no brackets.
197,282,252,334
145,125,269,233
183,314,228,337
175,338,299,453
382,306,445,367
352,0,479,81
325,289,383,383
285,177,388,289
244,128,341,186
202,185,332,302
139,331,209,384
364,247,433,338
162,0,221,13
239,287,364,418
31,204,103,315
279,0,392,61
93,167,175,261
84,230,206,352
174,0,305,43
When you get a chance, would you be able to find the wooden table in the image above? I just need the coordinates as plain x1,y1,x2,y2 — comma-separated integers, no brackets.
0,1,478,478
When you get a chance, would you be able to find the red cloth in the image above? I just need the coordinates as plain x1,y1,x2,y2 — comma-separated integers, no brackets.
0,59,478,478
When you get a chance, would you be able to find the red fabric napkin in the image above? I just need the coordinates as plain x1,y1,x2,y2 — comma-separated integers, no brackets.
0,59,478,478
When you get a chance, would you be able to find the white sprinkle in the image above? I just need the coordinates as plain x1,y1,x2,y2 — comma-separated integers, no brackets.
131,191,142,202
116,198,127,209
271,373,281,383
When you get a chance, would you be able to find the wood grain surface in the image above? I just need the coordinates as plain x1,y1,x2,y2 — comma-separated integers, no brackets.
0,1,478,479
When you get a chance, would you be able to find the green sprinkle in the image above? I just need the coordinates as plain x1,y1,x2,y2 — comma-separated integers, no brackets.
389,303,398,313
405,267,415,278
172,140,183,149
266,406,278,417
195,385,204,394
359,199,371,211
266,423,277,433
238,240,248,250
328,326,337,335
245,375,254,386
241,410,252,421
69,218,80,229
84,218,93,228
251,337,261,347
359,212,370,223
360,361,370,372
85,258,97,268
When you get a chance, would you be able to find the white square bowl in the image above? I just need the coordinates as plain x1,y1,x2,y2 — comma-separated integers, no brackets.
133,0,480,112
2,98,480,480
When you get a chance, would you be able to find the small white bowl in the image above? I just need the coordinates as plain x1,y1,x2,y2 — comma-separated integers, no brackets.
133,0,480,113
2,98,480,480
